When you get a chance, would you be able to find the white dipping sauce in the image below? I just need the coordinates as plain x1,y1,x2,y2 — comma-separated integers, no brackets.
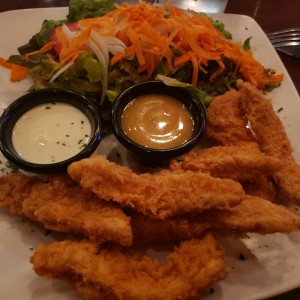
12,102,91,164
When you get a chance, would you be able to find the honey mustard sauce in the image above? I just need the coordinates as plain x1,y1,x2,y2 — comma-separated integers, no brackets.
121,94,194,149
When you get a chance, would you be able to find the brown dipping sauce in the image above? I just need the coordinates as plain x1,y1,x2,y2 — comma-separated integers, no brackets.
121,94,194,149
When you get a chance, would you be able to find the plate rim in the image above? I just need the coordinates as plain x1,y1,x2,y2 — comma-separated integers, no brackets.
0,7,300,300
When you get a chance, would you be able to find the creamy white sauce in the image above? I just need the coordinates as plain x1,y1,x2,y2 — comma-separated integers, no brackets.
12,102,91,164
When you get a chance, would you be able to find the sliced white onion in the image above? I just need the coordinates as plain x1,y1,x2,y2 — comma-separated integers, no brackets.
86,37,108,105
49,59,74,83
102,36,126,55
90,30,109,66
61,23,77,41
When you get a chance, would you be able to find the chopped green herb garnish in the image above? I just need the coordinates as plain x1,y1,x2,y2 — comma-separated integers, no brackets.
5,161,19,172
277,107,283,113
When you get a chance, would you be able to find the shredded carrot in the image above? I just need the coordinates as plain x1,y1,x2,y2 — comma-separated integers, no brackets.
110,51,124,65
46,53,60,68
25,41,56,61
107,2,283,89
55,26,91,61
78,16,115,36
0,57,29,82
126,27,145,66
189,51,199,86
174,52,191,68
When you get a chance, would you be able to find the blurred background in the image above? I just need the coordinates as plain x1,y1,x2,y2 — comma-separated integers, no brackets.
0,0,228,13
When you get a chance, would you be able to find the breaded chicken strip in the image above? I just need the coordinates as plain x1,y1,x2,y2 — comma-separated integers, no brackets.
238,80,300,204
206,88,255,145
131,195,300,244
212,195,300,235
169,144,283,182
241,175,276,202
68,155,246,219
0,173,132,246
238,81,293,159
30,234,228,300
273,162,300,204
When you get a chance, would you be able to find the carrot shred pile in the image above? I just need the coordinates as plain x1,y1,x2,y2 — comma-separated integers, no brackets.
0,57,29,82
108,2,283,89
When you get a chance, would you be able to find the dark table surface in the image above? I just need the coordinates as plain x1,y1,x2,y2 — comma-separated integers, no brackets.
0,0,299,299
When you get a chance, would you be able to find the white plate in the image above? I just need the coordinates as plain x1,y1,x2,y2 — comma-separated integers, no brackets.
0,8,300,300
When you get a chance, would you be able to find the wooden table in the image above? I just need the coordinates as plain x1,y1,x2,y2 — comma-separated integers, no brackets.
0,0,299,299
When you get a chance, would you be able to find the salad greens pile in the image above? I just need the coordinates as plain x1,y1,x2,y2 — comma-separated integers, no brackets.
5,0,281,133
8,1,235,98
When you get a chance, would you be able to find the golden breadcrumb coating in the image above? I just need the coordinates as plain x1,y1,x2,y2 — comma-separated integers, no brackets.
68,155,246,218
0,173,132,246
30,234,228,300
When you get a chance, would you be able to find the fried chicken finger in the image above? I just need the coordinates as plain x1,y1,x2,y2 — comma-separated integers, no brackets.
68,155,246,218
131,195,300,244
238,80,300,204
30,234,228,300
0,173,133,246
169,144,283,182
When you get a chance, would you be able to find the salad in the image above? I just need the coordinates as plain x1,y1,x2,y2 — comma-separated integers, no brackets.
0,0,283,132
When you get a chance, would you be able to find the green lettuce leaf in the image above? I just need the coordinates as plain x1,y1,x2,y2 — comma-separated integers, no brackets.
18,20,65,54
155,74,210,107
29,59,56,88
243,37,253,51
67,0,115,22
64,51,104,82
29,52,103,97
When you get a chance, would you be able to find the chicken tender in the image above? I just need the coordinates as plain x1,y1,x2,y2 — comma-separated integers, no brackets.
238,80,293,159
68,155,246,218
206,88,255,145
131,195,300,244
241,175,276,201
238,80,300,204
0,173,132,246
169,144,283,182
30,234,228,300
273,162,300,204
212,195,300,235
131,213,211,244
